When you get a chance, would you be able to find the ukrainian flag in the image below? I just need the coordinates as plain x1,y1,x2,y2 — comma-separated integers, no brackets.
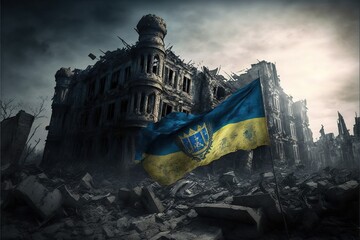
136,79,270,185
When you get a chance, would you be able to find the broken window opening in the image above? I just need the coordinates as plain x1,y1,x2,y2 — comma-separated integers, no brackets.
110,70,120,89
216,87,226,100
140,55,145,72
153,55,159,74
120,99,128,114
213,86,217,95
93,107,102,126
99,76,106,95
107,103,115,120
161,102,173,117
147,54,151,74
147,93,155,114
124,67,131,82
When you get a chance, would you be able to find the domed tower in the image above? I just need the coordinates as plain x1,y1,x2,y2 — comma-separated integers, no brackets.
126,14,167,126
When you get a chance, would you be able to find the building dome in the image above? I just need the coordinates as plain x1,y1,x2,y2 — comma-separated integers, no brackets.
136,14,167,35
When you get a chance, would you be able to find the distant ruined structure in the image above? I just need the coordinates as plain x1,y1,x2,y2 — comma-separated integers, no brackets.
42,14,357,171
313,112,360,169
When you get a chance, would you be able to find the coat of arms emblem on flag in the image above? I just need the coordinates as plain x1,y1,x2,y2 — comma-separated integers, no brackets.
177,123,213,161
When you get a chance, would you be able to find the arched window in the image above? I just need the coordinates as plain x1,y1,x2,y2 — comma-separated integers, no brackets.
153,55,159,75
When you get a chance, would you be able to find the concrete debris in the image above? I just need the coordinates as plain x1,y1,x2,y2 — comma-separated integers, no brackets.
14,175,63,219
1,165,358,239
194,203,257,223
81,173,95,190
142,185,165,213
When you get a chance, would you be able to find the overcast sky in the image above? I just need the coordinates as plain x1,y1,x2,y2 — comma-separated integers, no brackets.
1,0,359,149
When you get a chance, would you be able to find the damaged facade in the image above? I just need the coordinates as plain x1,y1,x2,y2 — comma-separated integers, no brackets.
43,14,314,170
42,15,234,168
231,62,314,167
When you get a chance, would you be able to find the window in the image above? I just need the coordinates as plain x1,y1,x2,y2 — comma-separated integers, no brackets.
99,76,106,95
147,54,151,73
124,67,131,82
168,69,174,85
147,93,155,114
140,55,145,72
140,93,146,113
164,67,169,82
182,76,191,93
107,103,115,120
110,70,120,89
93,107,102,126
120,100,128,114
274,117,282,132
153,55,159,74
293,145,299,160
273,95,280,111
290,123,296,139
161,102,173,117
288,103,293,116
216,87,226,100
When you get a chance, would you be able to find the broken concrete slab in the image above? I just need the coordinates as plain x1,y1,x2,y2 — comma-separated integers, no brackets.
141,186,165,213
194,203,257,224
81,173,95,190
232,193,276,208
14,175,63,219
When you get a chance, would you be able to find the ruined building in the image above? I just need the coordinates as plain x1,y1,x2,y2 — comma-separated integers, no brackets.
43,14,314,170
42,15,235,168
313,113,359,169
231,62,314,167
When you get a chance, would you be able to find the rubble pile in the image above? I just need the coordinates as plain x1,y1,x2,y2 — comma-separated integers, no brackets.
1,165,359,239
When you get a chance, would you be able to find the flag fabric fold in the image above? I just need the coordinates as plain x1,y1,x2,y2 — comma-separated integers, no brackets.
136,79,270,185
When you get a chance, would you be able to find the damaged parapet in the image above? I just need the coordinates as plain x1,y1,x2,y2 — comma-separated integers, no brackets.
1,110,34,170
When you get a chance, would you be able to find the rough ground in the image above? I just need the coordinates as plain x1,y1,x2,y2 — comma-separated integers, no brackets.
1,164,359,240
